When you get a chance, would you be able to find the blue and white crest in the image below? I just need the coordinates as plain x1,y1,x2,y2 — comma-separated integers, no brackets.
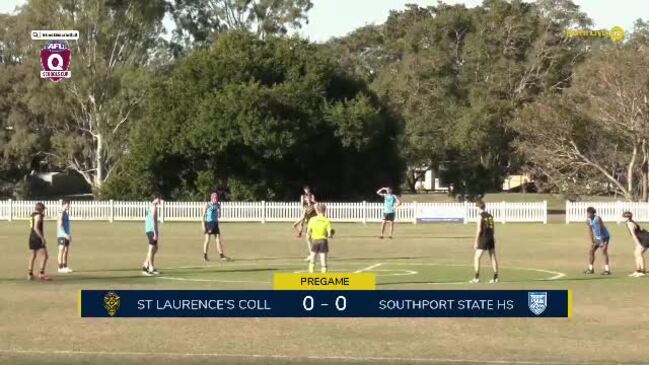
528,291,547,316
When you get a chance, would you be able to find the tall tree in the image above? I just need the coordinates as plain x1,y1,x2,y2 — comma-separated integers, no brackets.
16,0,167,193
102,32,404,201
170,0,312,50
338,0,592,199
514,40,649,200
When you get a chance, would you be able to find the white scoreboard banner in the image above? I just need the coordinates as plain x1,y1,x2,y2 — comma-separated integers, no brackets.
416,206,465,224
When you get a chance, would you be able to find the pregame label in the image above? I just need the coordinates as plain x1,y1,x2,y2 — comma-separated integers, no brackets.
273,273,376,290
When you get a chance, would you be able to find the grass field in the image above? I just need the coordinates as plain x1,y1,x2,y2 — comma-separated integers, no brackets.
1,221,647,365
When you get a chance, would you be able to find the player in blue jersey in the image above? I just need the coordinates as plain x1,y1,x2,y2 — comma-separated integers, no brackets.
142,193,161,276
377,187,400,239
202,192,230,262
585,207,611,275
56,200,72,273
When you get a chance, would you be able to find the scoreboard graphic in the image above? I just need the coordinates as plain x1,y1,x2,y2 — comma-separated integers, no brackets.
79,273,572,318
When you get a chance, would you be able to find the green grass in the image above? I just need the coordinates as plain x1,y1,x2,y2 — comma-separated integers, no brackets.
1,221,647,365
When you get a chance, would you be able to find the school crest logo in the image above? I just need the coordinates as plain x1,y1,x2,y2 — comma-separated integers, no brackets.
40,40,71,82
528,291,547,316
103,291,121,317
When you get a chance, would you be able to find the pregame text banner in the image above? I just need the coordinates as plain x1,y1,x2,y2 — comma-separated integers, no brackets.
273,273,376,290
80,290,572,318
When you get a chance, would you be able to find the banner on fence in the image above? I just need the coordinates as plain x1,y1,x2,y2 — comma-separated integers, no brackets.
416,206,465,224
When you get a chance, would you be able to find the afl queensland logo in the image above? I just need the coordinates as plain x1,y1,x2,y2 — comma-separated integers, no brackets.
528,291,548,316
40,40,71,82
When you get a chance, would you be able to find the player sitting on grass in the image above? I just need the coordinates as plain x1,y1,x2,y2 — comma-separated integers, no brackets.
622,211,648,277
202,192,230,262
306,203,334,273
470,201,499,284
585,207,611,275
377,187,400,239
143,193,161,276
28,202,51,281
57,200,72,273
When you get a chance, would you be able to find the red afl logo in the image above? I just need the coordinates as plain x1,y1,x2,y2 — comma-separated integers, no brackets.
40,40,71,82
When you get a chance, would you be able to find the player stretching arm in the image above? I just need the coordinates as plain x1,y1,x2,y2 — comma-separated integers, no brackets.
293,186,316,238
56,200,72,273
585,207,611,275
306,203,334,273
202,192,230,262
470,201,499,284
28,202,51,281
143,193,161,276
377,187,400,239
622,211,648,277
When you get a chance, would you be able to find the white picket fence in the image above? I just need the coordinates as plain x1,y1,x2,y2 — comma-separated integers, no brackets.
566,201,649,223
0,200,548,224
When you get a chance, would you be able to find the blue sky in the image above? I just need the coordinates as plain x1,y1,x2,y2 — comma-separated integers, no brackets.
1,0,646,42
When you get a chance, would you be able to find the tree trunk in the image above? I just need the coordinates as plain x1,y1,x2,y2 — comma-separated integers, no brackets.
643,139,648,202
627,140,637,200
95,133,104,190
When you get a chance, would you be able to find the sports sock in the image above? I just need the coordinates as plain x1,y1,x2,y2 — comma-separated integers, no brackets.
220,253,225,258
493,273,498,279
308,263,315,273
321,266,327,273
59,264,63,269
588,264,593,270
474,273,479,280
604,265,610,271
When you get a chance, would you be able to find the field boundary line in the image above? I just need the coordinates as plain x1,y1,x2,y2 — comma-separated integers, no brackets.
354,263,383,273
0,348,643,365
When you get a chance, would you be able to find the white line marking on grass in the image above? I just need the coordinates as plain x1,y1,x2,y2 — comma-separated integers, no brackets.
354,263,383,273
0,348,638,365
159,262,565,284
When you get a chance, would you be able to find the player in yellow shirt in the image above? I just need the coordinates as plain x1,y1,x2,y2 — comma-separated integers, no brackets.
306,203,335,273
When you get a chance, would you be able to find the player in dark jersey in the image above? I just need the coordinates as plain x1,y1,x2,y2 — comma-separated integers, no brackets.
293,186,317,239
470,201,499,283
622,211,648,277
28,202,51,281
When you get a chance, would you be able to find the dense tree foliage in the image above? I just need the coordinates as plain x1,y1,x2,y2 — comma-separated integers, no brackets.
2,0,648,201
102,32,403,200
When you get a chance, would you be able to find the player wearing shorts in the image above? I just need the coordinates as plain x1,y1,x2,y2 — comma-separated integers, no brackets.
377,187,400,239
142,193,161,276
306,203,334,273
56,200,73,273
622,211,648,277
293,186,317,239
470,201,499,283
585,207,611,275
28,202,51,281
202,192,230,262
